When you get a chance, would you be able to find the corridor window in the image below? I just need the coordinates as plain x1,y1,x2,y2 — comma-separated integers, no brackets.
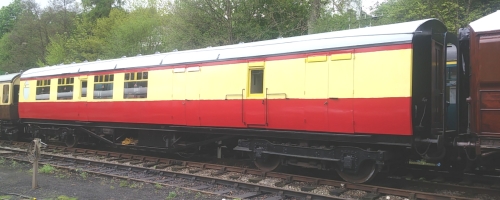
93,74,114,99
36,79,51,100
124,72,148,99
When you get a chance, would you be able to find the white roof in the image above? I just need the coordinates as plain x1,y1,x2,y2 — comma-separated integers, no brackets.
469,10,500,33
0,73,20,83
21,18,441,79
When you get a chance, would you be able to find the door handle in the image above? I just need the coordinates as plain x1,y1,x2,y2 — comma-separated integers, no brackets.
262,100,265,104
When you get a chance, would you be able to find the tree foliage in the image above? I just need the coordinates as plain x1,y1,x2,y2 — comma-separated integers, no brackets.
371,0,500,32
0,0,23,39
82,0,124,21
163,0,312,51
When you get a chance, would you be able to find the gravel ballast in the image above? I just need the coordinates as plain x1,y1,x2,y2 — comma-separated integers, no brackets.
0,158,223,200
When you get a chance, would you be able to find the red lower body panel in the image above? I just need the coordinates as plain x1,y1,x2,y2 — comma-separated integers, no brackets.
19,97,412,135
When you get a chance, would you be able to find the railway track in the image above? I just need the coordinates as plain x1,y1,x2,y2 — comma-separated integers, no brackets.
0,140,499,200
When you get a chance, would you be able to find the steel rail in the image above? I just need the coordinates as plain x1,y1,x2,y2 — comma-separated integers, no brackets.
1,140,495,200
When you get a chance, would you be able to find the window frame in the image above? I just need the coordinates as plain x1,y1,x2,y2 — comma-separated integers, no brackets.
247,66,265,97
35,79,51,101
57,77,74,100
81,79,88,98
93,74,114,100
0,84,10,104
124,72,148,99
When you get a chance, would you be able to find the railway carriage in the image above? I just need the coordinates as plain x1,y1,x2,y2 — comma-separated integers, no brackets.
457,10,500,170
0,73,21,141
0,11,499,184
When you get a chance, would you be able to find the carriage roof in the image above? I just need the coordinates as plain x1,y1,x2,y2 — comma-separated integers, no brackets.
21,18,443,79
469,10,500,33
0,73,20,83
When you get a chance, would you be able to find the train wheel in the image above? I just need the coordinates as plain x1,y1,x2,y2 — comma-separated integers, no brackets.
336,160,378,183
254,154,281,172
7,130,18,141
64,133,78,148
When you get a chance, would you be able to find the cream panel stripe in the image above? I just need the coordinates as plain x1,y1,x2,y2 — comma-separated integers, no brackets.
265,58,305,99
354,49,412,98
329,56,354,99
19,80,36,102
199,63,246,100
19,48,412,102
148,70,173,100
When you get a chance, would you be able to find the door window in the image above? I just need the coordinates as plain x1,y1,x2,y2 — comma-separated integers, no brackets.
249,69,264,94
81,81,87,97
2,85,9,103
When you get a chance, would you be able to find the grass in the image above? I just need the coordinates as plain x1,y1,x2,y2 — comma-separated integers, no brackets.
79,171,88,180
0,195,12,200
154,183,163,189
56,195,78,200
129,182,141,189
165,191,177,200
119,180,129,187
40,195,78,200
194,192,202,199
56,173,69,179
10,161,18,168
39,164,57,174
0,157,5,164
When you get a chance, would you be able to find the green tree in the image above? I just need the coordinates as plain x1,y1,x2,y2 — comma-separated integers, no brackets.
82,0,125,21
371,0,500,32
0,0,23,38
105,6,168,58
164,0,313,51
0,0,47,72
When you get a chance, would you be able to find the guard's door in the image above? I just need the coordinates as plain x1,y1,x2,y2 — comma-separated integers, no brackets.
172,68,186,125
78,76,88,121
431,40,445,134
185,66,200,126
305,55,328,132
244,63,266,126
328,51,354,133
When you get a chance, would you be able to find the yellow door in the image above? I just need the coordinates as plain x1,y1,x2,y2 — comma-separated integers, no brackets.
305,55,328,132
328,51,354,133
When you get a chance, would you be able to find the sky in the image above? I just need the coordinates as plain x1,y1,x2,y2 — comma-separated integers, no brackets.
1,0,385,13
0,0,50,9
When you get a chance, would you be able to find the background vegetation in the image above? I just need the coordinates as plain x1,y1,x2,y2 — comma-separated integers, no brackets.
0,0,498,73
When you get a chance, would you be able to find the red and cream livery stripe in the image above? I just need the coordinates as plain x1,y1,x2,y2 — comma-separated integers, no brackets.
19,43,413,136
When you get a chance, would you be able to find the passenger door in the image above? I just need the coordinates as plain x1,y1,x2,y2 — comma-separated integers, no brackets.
0,83,11,120
475,33,500,135
431,40,446,134
304,55,328,132
185,66,200,126
78,76,88,121
172,68,186,125
244,63,266,126
328,51,354,133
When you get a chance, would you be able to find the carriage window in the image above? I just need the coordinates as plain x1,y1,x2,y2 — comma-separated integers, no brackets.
57,77,74,100
93,74,114,99
36,79,51,100
249,69,264,94
124,72,148,99
2,85,9,103
81,81,87,97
